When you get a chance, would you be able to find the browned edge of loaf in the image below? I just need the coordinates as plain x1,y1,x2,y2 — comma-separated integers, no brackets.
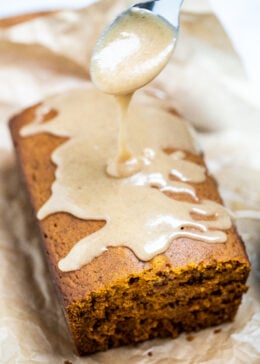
9,102,251,354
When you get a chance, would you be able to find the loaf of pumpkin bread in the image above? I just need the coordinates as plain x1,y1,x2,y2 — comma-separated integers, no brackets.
9,91,250,355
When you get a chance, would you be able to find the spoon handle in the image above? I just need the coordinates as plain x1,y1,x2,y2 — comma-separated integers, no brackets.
134,0,184,30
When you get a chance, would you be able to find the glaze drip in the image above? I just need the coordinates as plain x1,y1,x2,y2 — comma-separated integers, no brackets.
21,86,231,272
90,7,177,178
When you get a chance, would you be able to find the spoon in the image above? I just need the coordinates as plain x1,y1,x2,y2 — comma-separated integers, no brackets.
90,0,184,95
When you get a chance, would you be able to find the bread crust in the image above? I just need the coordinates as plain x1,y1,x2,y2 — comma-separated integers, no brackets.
9,103,250,354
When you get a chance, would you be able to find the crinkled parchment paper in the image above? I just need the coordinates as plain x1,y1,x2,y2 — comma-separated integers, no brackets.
0,0,259,363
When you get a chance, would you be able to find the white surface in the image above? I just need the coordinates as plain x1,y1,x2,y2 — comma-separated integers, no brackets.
0,0,97,18
210,0,260,89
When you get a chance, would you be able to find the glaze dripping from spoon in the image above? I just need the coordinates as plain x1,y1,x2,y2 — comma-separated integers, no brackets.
90,3,180,177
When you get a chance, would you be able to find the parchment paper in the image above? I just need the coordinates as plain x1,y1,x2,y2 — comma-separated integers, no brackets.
0,1,259,363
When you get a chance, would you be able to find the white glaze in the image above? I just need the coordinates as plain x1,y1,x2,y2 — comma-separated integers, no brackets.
21,87,231,271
